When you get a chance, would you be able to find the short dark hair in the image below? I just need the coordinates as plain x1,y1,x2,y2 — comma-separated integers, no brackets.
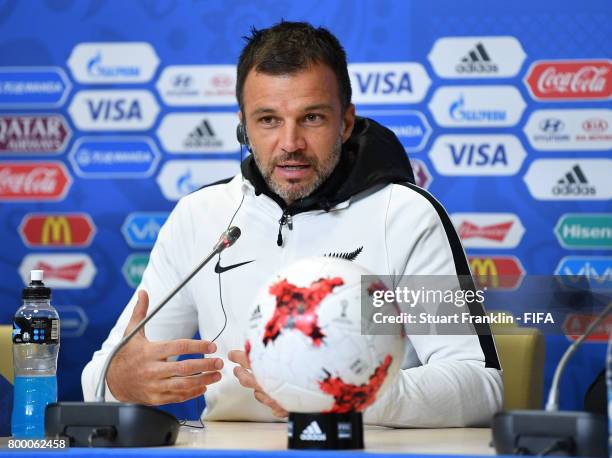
236,21,352,114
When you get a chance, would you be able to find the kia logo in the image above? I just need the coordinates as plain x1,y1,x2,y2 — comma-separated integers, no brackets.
582,118,608,132
539,118,564,133
211,74,233,87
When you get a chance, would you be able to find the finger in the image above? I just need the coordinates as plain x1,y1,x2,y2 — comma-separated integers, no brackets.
125,290,149,337
154,382,210,405
153,339,217,359
155,357,224,378
254,390,287,417
233,366,258,389
272,407,289,418
162,371,222,394
228,349,249,368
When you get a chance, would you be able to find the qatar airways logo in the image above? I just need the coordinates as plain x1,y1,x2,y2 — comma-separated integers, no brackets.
525,60,611,100
451,213,524,248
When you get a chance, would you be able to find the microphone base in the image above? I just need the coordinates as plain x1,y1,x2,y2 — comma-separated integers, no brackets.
288,411,364,450
45,402,180,447
492,409,607,457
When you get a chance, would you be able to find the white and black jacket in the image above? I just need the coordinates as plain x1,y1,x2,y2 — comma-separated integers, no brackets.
82,118,503,427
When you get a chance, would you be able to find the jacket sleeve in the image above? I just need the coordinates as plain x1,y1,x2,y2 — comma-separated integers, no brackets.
81,199,199,401
363,184,503,427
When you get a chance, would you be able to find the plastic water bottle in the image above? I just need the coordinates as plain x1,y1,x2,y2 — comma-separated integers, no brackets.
11,270,60,438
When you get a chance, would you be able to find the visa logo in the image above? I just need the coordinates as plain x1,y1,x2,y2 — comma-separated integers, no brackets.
449,143,508,166
68,90,159,131
354,71,413,95
430,135,526,176
87,98,142,121
121,212,168,248
348,63,430,104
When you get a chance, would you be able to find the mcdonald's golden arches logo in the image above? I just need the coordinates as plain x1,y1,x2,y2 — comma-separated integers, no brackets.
19,213,96,247
468,255,525,290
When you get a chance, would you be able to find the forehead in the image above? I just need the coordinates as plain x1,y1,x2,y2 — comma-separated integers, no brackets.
242,63,341,115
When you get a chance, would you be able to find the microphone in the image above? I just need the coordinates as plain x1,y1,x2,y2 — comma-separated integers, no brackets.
212,226,241,253
45,227,242,447
492,301,611,457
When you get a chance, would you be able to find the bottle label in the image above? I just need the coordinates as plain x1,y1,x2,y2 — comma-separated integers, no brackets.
13,317,59,344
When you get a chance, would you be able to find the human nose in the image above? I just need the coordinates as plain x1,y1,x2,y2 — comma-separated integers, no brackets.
279,121,306,152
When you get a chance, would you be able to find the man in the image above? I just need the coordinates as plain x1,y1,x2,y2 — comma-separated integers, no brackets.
82,21,502,427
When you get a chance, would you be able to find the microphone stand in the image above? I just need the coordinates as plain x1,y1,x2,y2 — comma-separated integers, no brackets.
45,227,241,447
492,301,611,457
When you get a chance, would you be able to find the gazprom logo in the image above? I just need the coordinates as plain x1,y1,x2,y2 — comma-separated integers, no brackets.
156,160,239,201
69,137,160,178
428,86,525,127
86,51,140,78
121,212,169,248
67,42,159,83
449,94,506,122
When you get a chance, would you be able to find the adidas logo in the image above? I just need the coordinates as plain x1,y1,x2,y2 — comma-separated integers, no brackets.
299,421,327,441
250,304,262,321
455,42,499,74
552,164,596,196
183,119,222,148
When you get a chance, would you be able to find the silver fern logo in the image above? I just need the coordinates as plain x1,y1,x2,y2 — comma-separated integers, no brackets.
324,246,363,261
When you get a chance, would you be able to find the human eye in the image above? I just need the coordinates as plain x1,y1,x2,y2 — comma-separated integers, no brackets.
304,113,325,125
258,115,279,127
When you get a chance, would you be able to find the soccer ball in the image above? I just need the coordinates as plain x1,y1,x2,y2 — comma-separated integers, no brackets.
245,257,406,414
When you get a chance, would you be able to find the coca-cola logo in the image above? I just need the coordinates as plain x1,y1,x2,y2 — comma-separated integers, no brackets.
525,60,611,100
0,115,71,153
0,162,71,201
582,118,608,133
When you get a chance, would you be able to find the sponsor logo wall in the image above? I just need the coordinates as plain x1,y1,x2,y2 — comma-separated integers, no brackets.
0,1,609,414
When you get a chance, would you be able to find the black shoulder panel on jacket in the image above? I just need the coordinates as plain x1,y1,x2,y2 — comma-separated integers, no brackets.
398,182,501,371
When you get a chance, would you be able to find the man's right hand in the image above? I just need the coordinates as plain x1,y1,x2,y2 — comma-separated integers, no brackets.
106,290,223,405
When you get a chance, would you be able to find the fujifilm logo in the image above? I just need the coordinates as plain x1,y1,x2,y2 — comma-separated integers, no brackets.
300,421,327,441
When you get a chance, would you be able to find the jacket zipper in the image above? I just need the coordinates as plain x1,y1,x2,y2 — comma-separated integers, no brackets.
277,211,293,247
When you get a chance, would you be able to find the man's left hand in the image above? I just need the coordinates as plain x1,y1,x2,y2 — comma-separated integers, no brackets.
228,350,288,418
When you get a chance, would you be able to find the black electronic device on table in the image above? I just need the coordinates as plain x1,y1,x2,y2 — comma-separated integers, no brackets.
492,301,611,457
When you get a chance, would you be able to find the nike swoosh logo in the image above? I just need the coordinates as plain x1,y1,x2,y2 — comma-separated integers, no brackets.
214,259,255,274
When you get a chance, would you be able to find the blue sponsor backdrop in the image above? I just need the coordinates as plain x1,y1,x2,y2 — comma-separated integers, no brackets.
0,0,610,427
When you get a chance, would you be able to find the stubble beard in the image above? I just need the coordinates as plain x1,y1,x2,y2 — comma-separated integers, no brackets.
253,136,343,205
